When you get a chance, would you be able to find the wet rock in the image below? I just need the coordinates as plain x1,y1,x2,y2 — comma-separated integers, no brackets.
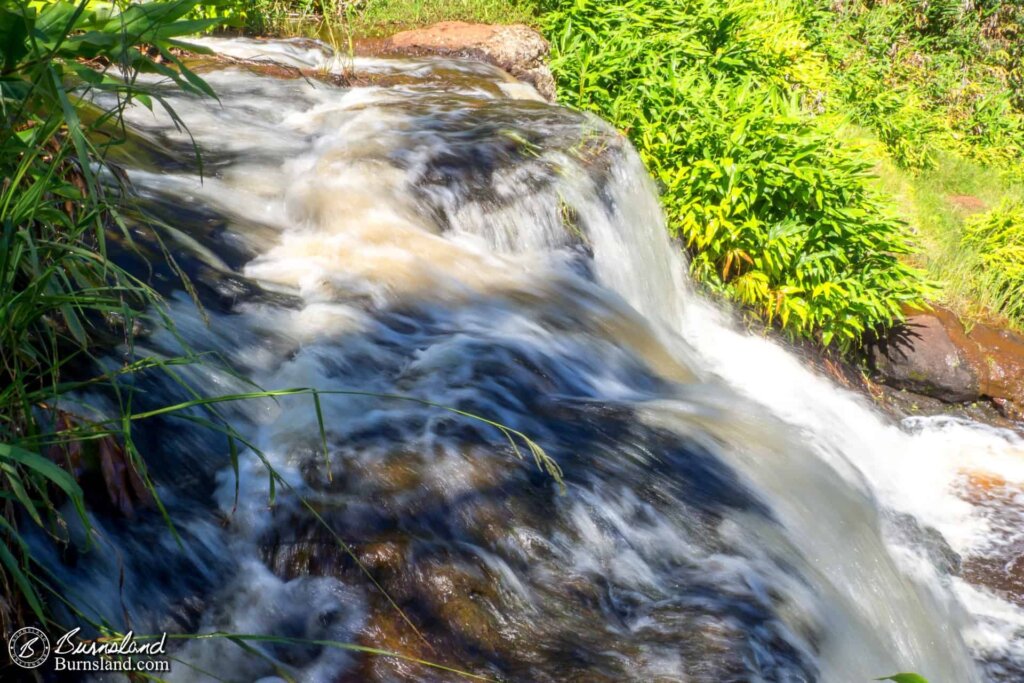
346,609,444,682
261,517,412,582
967,322,1024,419
415,559,505,653
383,22,557,101
870,384,1020,429
887,512,962,576
647,609,763,683
782,322,1022,429
869,306,1024,414
958,473,1024,608
358,539,408,575
869,308,981,401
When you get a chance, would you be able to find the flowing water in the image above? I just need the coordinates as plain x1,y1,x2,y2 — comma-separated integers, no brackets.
40,37,1024,682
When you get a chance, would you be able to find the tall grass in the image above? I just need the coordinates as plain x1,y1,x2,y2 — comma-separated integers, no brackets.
0,0,227,630
193,0,345,36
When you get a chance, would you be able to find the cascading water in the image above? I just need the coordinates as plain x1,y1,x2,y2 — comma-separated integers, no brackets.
39,37,1024,682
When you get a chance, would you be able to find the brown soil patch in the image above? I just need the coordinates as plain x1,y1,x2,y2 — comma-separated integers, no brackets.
947,194,988,212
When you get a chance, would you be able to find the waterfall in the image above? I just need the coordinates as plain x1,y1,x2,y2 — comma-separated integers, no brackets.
43,37,1024,682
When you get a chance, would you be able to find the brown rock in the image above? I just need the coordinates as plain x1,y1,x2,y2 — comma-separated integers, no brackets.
357,538,408,575
963,321,1024,417
869,308,981,401
348,609,441,682
383,22,557,101
415,559,504,652
870,306,1024,413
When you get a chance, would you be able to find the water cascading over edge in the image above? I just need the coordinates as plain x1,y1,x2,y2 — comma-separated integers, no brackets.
36,37,1024,682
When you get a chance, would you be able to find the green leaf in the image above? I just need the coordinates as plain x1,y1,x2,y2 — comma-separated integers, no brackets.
0,442,87,525
876,674,929,683
0,7,30,71
0,517,46,623
0,443,81,499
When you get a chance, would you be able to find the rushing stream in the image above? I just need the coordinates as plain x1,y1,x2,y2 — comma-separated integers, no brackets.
38,37,1024,681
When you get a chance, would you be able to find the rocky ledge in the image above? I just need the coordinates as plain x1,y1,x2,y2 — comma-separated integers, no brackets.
379,21,557,101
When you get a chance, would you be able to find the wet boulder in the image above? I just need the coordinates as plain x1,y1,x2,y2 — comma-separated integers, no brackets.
967,321,1024,420
869,306,1024,415
886,512,962,576
869,307,981,402
382,22,557,101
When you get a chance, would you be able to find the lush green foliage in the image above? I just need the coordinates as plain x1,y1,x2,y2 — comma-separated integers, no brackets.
806,0,1024,174
815,1,1024,329
346,0,538,37
961,199,1024,327
542,0,931,348
200,0,539,38
196,0,343,34
865,145,1024,327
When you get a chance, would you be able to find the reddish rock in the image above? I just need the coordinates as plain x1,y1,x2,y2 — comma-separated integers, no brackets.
965,323,1024,418
869,306,1024,415
382,22,557,100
